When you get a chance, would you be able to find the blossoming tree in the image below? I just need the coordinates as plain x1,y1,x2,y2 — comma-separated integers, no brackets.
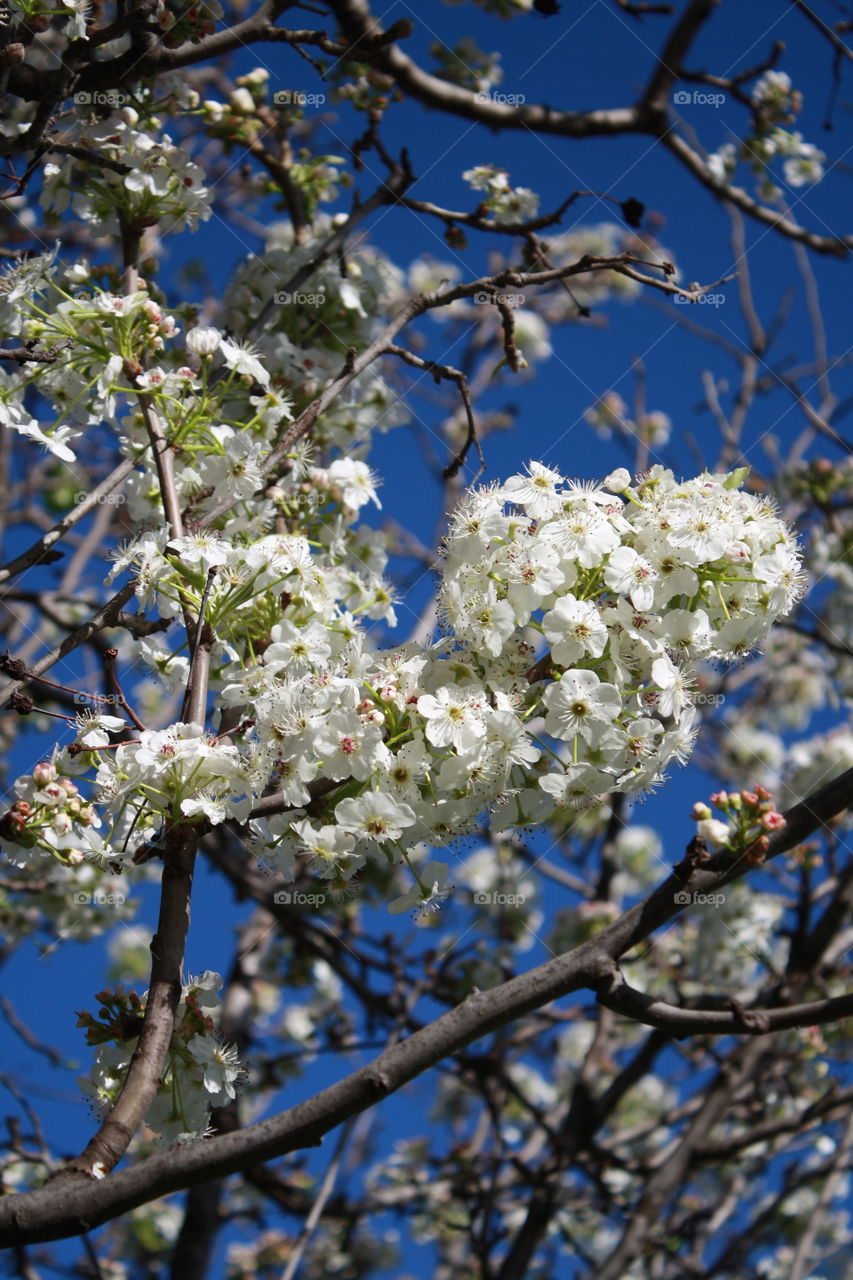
0,0,852,1275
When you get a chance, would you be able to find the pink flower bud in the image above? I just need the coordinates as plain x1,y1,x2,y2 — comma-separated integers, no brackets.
33,761,58,786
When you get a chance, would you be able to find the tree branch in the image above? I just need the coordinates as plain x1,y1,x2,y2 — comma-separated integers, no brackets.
3,762,853,1243
595,967,853,1038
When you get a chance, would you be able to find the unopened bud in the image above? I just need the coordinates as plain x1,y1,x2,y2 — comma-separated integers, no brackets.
186,325,221,356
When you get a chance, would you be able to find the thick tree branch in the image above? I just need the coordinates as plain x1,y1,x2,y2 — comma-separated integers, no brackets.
325,0,849,254
595,967,853,1038
328,0,647,137
660,133,851,255
640,0,720,112
52,823,200,1183
3,762,853,1244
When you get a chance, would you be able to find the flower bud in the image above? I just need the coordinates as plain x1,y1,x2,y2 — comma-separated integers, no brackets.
228,87,255,115
186,326,221,356
65,262,90,284
603,467,631,493
696,818,732,849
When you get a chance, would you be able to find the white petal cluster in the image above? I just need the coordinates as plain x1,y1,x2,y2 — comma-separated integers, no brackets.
2,462,802,907
41,112,211,234
20,289,180,426
707,71,825,196
95,722,250,835
81,972,243,1142
436,462,803,806
442,463,802,661
1,760,106,869
461,163,540,224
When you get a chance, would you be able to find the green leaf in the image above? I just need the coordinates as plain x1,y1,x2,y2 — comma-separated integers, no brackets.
723,466,750,490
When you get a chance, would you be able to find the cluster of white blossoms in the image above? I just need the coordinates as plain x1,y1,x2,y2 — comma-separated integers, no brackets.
79,972,242,1142
0,759,106,868
104,221,407,533
462,164,540,224
40,109,211,234
221,218,408,444
21,287,182,431
0,464,803,913
707,70,825,196
3,0,89,38
443,463,803,660
433,462,802,812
